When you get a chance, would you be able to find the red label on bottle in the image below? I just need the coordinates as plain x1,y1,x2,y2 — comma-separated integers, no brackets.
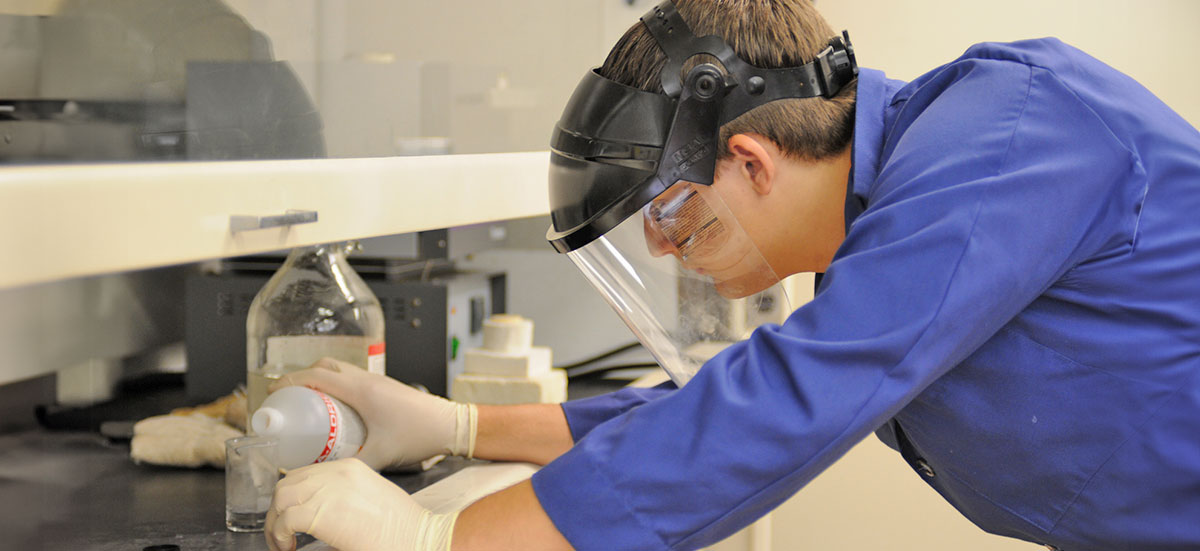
315,391,339,464
368,342,386,355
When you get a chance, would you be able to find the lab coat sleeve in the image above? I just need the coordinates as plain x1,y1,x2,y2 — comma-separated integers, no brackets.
560,382,677,442
531,58,1145,550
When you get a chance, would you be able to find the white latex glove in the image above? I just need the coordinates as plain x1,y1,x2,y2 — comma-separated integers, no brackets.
270,358,476,470
266,458,456,551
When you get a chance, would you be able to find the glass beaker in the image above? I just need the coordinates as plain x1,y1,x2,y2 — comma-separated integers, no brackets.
224,435,279,532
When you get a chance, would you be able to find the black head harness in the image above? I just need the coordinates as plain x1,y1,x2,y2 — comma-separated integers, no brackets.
547,0,857,253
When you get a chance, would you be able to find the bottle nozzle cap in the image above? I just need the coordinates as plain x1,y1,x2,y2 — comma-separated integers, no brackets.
251,407,285,436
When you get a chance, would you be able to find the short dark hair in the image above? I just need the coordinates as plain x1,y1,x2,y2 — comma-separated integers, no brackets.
599,0,856,161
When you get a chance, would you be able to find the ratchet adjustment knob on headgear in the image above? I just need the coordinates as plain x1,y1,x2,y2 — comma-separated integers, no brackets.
691,65,723,100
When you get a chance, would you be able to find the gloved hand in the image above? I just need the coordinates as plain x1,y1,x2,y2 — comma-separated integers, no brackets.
266,458,456,551
269,358,477,470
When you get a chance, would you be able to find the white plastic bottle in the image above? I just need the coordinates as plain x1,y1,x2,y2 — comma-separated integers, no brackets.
250,386,367,470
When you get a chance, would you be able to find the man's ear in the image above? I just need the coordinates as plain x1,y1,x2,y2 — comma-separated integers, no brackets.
726,134,776,196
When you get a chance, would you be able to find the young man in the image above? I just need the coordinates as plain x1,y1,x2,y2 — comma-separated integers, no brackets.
265,1,1200,550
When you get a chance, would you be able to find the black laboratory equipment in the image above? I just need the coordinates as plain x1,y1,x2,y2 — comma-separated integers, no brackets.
184,229,507,400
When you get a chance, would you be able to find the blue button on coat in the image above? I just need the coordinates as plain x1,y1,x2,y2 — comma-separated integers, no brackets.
532,38,1200,551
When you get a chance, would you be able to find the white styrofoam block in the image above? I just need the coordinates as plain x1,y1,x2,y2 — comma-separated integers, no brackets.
481,314,534,353
449,369,567,405
463,346,551,377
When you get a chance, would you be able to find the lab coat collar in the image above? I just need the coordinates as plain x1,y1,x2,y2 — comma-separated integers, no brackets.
846,68,907,229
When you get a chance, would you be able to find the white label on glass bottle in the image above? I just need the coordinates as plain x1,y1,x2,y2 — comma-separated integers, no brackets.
367,342,386,375
265,335,378,372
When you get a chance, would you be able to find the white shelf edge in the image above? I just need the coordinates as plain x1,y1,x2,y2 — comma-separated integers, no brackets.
0,151,552,290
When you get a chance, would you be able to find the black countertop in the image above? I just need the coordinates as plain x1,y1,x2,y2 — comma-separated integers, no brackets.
0,376,630,550
0,428,475,551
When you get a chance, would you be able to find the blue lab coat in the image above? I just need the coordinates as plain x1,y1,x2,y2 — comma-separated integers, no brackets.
532,38,1200,551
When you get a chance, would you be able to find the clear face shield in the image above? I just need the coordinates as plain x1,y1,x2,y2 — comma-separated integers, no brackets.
568,180,791,385
546,0,856,385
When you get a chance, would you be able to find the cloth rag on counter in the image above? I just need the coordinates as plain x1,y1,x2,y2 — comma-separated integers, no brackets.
129,391,246,469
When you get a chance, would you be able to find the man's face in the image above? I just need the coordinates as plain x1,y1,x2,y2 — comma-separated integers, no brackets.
642,180,776,298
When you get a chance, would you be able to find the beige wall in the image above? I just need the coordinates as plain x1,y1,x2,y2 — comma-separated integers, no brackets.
0,0,60,15
817,0,1200,126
